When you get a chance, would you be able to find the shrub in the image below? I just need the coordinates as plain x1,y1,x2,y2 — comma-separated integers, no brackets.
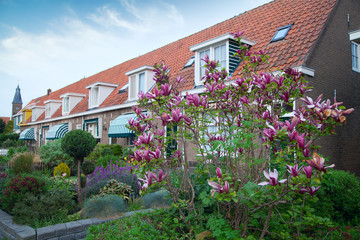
10,152,33,174
53,162,71,178
0,175,46,213
140,189,172,209
86,160,139,198
39,139,74,171
5,146,29,162
47,176,78,213
81,195,127,219
312,170,360,225
82,160,95,175
86,208,203,240
61,129,96,205
12,190,74,228
98,179,133,201
87,144,126,164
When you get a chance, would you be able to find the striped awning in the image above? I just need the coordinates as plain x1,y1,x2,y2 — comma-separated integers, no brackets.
46,123,69,140
108,114,136,138
19,128,35,140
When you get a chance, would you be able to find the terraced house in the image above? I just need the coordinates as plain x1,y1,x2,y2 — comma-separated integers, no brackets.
14,0,360,174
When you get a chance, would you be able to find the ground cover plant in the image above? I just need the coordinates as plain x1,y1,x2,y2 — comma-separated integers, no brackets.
116,31,357,239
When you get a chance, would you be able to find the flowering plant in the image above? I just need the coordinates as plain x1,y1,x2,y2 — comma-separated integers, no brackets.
127,32,353,238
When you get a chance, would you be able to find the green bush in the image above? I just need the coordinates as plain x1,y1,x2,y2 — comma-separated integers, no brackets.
0,175,46,213
0,133,20,147
141,189,172,209
5,146,29,162
47,177,78,213
12,190,75,228
87,144,127,164
82,160,95,175
10,152,33,174
312,170,360,225
98,179,133,201
39,139,74,170
86,208,204,240
81,195,127,219
53,162,71,178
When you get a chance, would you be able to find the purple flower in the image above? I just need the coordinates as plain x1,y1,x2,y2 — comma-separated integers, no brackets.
263,126,277,142
160,83,172,96
303,166,313,179
306,153,335,173
258,169,287,186
139,132,154,145
149,147,161,159
300,186,320,196
216,167,222,179
171,109,185,122
208,180,229,195
286,164,303,177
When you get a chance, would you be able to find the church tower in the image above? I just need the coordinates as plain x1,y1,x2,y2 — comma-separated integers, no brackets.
12,85,23,118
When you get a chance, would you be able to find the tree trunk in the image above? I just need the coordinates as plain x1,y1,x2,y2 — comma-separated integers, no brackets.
77,159,83,205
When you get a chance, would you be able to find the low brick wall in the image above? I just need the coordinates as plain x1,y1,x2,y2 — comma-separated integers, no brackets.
0,210,35,240
0,209,154,240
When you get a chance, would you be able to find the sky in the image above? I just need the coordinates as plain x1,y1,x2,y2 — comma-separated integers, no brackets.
0,0,272,117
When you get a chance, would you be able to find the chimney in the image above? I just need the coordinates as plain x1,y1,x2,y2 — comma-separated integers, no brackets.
47,89,52,95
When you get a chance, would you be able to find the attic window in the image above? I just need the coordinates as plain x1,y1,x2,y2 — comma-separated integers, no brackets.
184,56,195,68
271,24,292,42
349,29,360,73
119,83,129,93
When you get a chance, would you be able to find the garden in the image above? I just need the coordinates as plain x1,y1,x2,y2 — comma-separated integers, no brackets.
1,32,360,239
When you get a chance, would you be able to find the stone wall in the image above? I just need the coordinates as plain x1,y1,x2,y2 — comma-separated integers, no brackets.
0,209,153,240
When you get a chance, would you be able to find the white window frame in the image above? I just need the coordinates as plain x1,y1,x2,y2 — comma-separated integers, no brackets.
63,96,70,114
351,41,360,73
125,66,154,102
89,86,99,108
194,41,229,85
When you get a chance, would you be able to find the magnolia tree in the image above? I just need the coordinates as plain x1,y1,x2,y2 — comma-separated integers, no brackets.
128,32,353,238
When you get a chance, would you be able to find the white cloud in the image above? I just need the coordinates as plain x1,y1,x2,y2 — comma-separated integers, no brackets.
0,1,186,116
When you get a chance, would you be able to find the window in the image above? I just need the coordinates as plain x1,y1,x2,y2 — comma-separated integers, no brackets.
63,97,69,113
351,42,360,72
84,119,99,138
126,66,154,101
90,86,99,108
86,82,118,109
271,24,292,42
138,72,145,93
45,104,50,118
184,56,195,68
191,33,255,85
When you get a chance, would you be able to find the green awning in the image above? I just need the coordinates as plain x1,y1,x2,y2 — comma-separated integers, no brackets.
19,128,35,140
46,123,69,140
108,114,136,138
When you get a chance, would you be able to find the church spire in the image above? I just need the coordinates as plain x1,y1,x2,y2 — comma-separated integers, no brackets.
12,85,22,104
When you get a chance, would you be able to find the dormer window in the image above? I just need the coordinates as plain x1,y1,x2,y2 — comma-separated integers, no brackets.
125,65,154,101
44,100,62,119
86,82,118,109
60,93,86,116
191,33,256,86
31,106,45,122
271,24,292,42
349,29,360,73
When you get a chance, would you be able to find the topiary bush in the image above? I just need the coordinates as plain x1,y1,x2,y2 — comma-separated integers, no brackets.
12,190,75,228
0,175,46,213
81,195,127,219
140,189,172,209
53,162,71,178
98,179,133,201
10,152,33,174
312,170,360,225
82,160,95,175
61,130,96,205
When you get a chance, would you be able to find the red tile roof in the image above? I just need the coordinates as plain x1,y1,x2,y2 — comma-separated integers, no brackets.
0,117,10,124
23,0,337,121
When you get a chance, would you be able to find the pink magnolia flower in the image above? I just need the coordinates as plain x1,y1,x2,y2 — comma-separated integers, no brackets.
286,164,303,177
139,132,154,145
303,166,313,179
160,83,172,96
208,180,229,195
149,147,161,159
171,109,185,122
155,170,167,182
258,169,287,186
306,153,335,173
299,186,320,196
216,167,222,179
